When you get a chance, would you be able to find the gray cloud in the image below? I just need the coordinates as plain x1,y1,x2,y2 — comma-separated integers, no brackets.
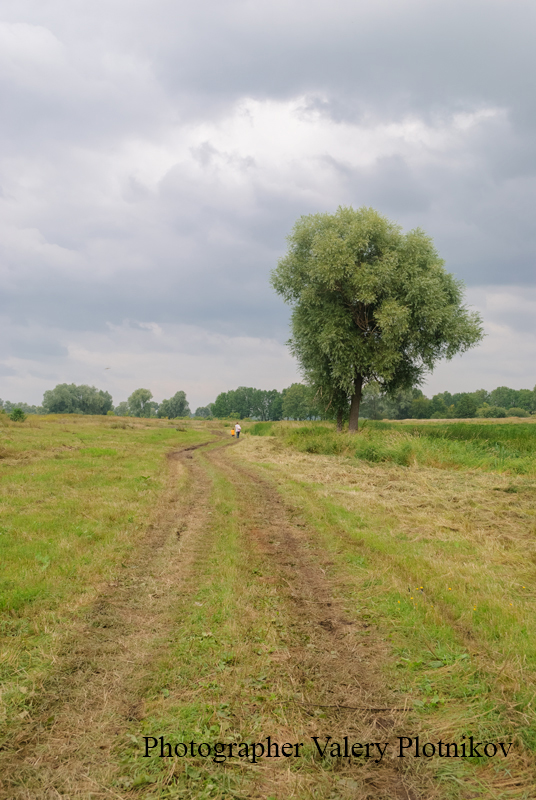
0,0,535,403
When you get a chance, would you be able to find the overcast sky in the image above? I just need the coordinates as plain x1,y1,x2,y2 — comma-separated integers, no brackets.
1,0,535,410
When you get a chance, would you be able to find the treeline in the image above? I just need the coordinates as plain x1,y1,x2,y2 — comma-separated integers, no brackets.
359,385,536,420
208,383,536,421
0,384,191,419
3,381,536,421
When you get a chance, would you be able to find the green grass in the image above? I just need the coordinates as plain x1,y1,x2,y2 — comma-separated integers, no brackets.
247,421,274,436
0,415,210,726
254,420,536,475
241,434,536,796
285,476,536,765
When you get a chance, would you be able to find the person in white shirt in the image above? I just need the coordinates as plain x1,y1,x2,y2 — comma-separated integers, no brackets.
234,423,241,439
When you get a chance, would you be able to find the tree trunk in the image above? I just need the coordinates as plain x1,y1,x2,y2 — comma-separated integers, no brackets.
336,409,343,432
348,375,363,433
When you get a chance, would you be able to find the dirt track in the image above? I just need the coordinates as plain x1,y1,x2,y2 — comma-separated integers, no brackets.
0,435,426,800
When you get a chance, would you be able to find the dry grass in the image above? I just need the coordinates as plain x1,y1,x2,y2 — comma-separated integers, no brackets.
234,434,536,798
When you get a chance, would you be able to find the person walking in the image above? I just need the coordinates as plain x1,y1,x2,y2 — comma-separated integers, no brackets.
234,423,241,439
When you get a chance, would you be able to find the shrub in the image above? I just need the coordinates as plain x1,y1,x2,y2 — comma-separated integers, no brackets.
10,408,26,422
507,407,529,418
477,405,507,418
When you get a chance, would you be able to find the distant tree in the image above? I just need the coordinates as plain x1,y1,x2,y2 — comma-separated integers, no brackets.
411,395,433,419
212,387,261,419
516,389,534,412
114,401,129,417
1,400,42,415
471,389,490,406
359,383,384,420
157,391,190,419
282,383,316,420
489,387,517,411
430,394,449,418
195,406,212,417
265,390,284,421
43,384,113,415
43,384,79,414
455,394,478,418
271,206,484,431
250,389,284,421
128,388,154,418
212,392,231,418
382,388,419,419
230,387,256,419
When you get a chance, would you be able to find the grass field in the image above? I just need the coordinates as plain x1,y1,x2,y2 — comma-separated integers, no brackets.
1,414,535,799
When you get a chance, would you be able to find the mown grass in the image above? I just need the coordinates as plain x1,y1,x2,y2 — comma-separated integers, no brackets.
0,415,209,729
253,420,536,475
240,431,536,797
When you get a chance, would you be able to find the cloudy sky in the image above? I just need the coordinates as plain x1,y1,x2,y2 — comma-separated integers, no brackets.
1,0,535,410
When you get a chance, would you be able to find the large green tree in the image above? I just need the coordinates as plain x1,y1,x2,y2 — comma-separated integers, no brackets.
271,207,484,431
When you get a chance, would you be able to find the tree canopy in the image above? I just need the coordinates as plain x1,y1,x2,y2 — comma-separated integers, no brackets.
281,383,317,421
212,387,283,420
157,390,190,419
127,388,154,418
42,384,113,415
271,206,484,431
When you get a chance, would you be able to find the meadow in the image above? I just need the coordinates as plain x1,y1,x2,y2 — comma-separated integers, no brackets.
1,413,535,799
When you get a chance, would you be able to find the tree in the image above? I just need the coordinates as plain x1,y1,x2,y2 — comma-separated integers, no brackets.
250,389,283,421
282,383,316,420
490,386,517,410
411,395,433,419
430,394,449,418
455,394,477,418
271,207,484,431
1,400,41,415
229,387,256,419
128,388,154,417
42,384,113,415
212,392,231,418
10,408,26,422
157,391,190,418
195,405,213,417
516,389,534,412
114,401,129,416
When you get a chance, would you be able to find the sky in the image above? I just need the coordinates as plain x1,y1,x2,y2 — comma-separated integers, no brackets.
1,0,535,411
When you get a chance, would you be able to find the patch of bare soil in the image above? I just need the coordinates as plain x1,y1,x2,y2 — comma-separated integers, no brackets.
207,447,427,800
0,441,216,800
